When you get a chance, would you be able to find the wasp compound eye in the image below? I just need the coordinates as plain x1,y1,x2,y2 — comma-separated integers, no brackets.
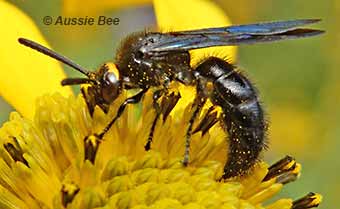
100,63,121,104
101,71,121,104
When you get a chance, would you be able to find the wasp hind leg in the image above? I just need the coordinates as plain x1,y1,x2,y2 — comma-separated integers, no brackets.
182,78,207,166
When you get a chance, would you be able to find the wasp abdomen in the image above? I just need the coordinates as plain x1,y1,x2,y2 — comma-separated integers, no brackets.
222,99,266,178
196,57,266,178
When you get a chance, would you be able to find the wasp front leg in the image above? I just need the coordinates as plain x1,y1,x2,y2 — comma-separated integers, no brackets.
97,88,149,139
82,88,148,163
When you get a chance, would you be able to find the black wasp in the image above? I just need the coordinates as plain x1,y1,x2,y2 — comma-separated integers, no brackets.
19,19,323,179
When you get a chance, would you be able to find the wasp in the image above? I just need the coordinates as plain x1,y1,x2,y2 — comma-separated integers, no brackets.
18,19,323,178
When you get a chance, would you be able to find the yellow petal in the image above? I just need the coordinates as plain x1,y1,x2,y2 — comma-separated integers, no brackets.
153,0,237,65
63,0,152,16
0,1,72,119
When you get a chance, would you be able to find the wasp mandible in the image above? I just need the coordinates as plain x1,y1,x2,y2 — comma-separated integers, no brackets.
19,19,323,178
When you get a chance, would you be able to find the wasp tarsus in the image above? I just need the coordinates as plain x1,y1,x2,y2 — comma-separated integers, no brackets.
18,19,323,178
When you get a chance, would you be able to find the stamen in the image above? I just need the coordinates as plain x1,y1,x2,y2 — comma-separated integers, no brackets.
61,182,80,207
292,192,322,209
160,91,181,121
263,156,297,182
276,163,301,184
3,137,29,166
193,106,219,135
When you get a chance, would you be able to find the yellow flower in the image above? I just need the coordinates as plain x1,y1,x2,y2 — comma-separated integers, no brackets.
0,93,322,209
0,0,322,209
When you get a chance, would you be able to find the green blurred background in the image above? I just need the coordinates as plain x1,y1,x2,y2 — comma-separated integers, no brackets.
1,0,337,208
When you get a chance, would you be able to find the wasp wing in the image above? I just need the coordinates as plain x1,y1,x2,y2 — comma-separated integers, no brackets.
140,19,324,54
172,19,321,35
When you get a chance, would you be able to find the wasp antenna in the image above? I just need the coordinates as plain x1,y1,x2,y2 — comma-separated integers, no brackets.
61,78,97,86
18,38,91,77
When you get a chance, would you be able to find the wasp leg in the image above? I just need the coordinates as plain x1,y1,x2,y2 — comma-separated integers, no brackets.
183,78,207,166
145,89,164,151
97,88,149,139
183,96,206,166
